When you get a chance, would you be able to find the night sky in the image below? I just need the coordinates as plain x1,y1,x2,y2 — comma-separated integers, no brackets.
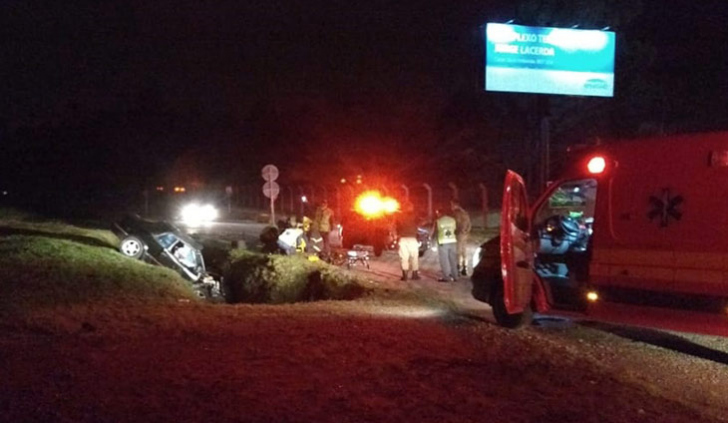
1,0,727,211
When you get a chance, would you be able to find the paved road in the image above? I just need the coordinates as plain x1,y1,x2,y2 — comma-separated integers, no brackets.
347,246,495,319
177,220,270,246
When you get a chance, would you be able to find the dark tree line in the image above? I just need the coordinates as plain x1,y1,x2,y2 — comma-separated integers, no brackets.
1,0,726,214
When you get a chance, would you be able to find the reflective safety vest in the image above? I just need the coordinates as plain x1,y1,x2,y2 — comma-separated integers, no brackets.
436,216,457,245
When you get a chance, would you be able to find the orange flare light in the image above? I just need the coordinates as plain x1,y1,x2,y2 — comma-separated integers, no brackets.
354,191,400,219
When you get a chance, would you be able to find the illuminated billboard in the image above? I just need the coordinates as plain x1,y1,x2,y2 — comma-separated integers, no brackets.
485,23,616,97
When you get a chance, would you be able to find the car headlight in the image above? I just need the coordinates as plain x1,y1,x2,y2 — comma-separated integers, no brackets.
181,203,219,223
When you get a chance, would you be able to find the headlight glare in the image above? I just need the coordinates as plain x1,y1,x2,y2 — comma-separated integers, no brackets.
181,203,218,223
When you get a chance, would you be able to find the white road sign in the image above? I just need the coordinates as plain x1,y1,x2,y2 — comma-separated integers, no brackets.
261,164,279,182
263,181,280,199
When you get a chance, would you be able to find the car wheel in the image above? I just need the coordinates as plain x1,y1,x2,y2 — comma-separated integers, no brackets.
491,283,532,329
119,236,145,259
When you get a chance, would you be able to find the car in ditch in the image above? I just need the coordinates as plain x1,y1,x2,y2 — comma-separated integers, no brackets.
113,214,221,298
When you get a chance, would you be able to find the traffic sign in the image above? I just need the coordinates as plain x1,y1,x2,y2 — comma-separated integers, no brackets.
261,164,279,182
261,164,280,224
263,181,280,199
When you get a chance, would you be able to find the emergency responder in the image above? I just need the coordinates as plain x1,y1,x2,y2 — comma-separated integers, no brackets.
432,207,458,282
451,199,472,276
313,199,334,256
395,200,421,281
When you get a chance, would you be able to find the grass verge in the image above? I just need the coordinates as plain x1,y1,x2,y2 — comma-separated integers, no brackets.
0,235,199,317
0,216,120,249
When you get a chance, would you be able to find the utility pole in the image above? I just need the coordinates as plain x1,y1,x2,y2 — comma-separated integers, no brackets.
538,95,551,191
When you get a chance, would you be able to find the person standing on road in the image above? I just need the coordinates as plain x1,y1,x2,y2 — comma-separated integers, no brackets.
432,207,458,282
451,199,472,276
395,200,421,281
313,199,334,256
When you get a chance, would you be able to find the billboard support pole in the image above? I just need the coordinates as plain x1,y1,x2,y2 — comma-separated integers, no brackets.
538,96,551,191
541,116,550,190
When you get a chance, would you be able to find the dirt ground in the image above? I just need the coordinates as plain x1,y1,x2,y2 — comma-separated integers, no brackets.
2,249,728,422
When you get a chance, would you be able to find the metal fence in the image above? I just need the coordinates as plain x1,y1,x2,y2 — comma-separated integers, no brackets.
230,181,502,228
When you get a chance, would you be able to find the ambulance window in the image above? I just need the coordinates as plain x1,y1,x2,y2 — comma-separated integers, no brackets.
535,179,597,226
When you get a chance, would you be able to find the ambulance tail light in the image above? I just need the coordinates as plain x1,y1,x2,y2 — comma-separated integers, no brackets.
587,156,607,174
586,291,599,302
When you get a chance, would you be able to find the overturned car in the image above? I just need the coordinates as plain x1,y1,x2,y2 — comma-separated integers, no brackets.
113,214,221,298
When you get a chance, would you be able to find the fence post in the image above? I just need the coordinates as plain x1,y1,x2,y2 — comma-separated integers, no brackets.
284,186,291,214
423,183,432,221
479,183,489,228
335,186,341,221
448,182,459,201
297,186,306,217
307,185,316,205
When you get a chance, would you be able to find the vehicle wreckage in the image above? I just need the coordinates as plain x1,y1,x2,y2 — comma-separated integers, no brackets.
113,214,222,298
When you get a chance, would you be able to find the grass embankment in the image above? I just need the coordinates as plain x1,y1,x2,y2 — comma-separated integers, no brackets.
0,210,372,324
0,236,198,311
0,212,201,327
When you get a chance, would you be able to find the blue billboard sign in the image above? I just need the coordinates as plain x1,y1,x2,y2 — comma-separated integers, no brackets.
485,23,616,97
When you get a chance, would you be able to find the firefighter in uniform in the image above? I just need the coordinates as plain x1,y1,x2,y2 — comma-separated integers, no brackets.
451,199,472,276
432,207,459,282
312,200,334,256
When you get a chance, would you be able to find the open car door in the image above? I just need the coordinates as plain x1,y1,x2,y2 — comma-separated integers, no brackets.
500,170,534,315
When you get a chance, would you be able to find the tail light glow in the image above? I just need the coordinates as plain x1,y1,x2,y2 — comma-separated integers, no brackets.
586,291,599,302
587,156,607,174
